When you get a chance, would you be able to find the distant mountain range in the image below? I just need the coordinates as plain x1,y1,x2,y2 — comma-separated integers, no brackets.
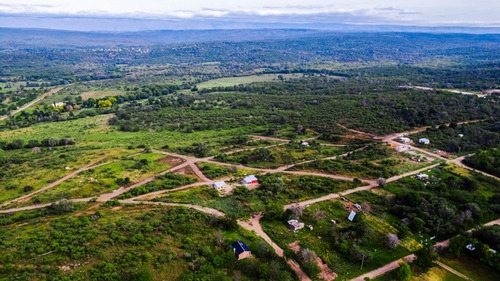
0,14,499,35
0,26,499,49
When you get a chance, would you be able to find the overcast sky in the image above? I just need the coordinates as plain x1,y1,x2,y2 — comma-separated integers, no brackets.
0,0,498,27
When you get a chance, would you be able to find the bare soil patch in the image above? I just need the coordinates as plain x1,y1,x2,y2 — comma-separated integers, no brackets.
156,156,186,168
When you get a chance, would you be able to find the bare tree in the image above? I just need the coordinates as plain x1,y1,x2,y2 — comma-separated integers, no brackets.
313,210,327,222
361,202,371,214
298,248,317,263
377,178,386,186
214,230,224,247
290,204,306,218
387,233,401,248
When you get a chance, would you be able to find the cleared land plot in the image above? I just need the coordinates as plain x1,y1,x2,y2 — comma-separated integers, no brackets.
18,153,169,206
214,143,345,169
80,90,126,100
196,74,305,89
0,147,141,205
289,145,435,179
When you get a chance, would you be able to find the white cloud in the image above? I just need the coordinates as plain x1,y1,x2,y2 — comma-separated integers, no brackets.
0,0,498,26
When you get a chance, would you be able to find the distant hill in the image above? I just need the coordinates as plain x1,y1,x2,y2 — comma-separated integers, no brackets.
0,28,334,48
1,27,500,49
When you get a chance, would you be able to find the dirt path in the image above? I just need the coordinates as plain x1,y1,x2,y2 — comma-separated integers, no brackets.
119,200,226,217
238,214,312,281
350,254,415,281
284,163,440,210
248,135,291,142
0,87,64,121
276,145,368,172
130,181,213,201
449,156,500,181
336,123,376,138
435,261,472,280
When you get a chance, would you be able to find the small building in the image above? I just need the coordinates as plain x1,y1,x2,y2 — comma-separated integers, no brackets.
330,219,337,224
301,142,310,147
213,181,226,190
417,173,429,181
242,175,258,185
466,244,476,251
399,137,411,143
287,219,305,230
347,211,357,222
53,102,65,107
419,138,430,145
353,203,362,210
458,134,464,138
307,225,313,230
231,241,252,260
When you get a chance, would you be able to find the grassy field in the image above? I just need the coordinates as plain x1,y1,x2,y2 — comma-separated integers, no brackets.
214,143,345,169
0,146,141,205
0,204,297,280
0,114,258,150
440,255,500,281
373,266,466,281
20,152,169,205
289,145,434,179
196,74,305,89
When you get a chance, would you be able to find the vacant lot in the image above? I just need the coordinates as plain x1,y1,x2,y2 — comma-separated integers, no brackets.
196,73,304,89
80,90,126,100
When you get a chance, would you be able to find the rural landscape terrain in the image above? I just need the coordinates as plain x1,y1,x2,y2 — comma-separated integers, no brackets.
0,28,499,281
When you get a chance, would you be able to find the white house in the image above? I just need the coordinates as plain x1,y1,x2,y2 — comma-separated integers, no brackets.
287,219,305,230
213,181,226,190
399,137,411,143
417,174,429,181
419,138,430,145
347,211,357,222
242,175,258,185
301,142,310,147
458,134,464,138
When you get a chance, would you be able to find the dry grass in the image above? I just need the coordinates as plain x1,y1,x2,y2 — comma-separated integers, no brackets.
80,90,126,100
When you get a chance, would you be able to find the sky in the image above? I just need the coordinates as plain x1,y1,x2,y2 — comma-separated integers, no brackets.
0,0,498,30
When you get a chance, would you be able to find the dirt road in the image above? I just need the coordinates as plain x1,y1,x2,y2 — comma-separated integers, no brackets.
350,254,415,281
0,87,63,121
119,200,226,217
449,156,500,181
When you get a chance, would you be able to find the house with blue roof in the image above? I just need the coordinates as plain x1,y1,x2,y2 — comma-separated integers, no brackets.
231,240,252,260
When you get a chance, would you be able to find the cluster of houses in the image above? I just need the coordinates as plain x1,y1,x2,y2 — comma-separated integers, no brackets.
398,136,431,145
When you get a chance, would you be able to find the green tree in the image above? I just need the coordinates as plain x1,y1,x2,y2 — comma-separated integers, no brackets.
448,235,467,257
414,245,437,273
396,261,412,281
